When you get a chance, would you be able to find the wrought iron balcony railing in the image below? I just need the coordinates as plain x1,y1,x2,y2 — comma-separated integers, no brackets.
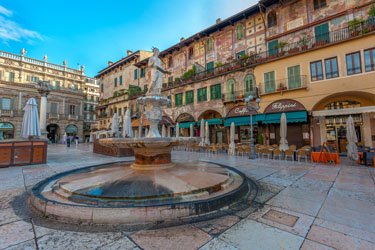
258,75,308,95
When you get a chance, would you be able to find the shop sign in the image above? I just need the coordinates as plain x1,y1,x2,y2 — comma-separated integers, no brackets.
264,99,306,113
226,105,257,117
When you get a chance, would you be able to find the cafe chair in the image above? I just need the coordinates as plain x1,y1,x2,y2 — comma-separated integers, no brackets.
284,149,294,161
273,148,283,160
297,149,308,163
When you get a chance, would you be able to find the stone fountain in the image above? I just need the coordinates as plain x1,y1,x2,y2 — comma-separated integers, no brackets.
29,48,255,227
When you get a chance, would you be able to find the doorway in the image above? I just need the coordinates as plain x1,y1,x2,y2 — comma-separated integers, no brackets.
47,124,59,143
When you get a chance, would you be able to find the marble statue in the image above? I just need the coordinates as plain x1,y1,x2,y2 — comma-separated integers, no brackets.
147,47,169,96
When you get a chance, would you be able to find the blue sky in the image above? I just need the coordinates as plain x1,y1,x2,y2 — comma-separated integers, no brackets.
0,0,257,76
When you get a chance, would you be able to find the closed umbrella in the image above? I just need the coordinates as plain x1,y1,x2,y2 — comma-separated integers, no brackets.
21,98,41,139
162,124,166,137
228,122,236,155
122,109,133,138
176,122,180,138
279,113,289,151
111,113,119,138
205,121,210,145
89,132,93,143
346,116,358,161
199,119,205,146
190,123,194,137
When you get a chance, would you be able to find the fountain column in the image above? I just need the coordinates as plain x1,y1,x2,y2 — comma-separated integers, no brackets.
37,81,51,137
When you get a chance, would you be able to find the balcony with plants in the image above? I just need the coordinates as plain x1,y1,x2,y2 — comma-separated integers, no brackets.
222,89,257,103
258,75,308,95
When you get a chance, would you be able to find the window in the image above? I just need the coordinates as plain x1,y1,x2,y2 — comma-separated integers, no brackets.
206,38,214,52
69,105,76,115
236,51,246,60
167,96,172,107
197,87,207,102
140,68,146,78
168,57,173,68
244,74,255,96
119,76,123,85
50,103,58,114
54,81,60,89
310,60,323,81
175,93,183,107
206,61,214,73
267,11,277,28
185,90,194,105
314,0,327,10
210,84,222,100
227,79,236,101
346,52,362,75
100,84,104,92
268,40,278,56
364,48,375,72
264,71,275,93
287,65,301,89
1,98,11,110
134,69,138,80
236,24,245,40
314,23,330,44
29,76,39,82
325,57,339,79
8,72,15,82
188,47,194,59
114,77,117,87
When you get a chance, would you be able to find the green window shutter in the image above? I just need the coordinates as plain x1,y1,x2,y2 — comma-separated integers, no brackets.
236,50,245,59
244,75,255,96
134,69,138,80
206,61,214,73
119,76,123,85
287,65,301,89
185,91,194,104
227,79,235,101
315,23,330,43
264,72,275,93
268,40,278,56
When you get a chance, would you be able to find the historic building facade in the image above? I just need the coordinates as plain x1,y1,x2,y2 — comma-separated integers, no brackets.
0,49,86,142
95,0,375,151
83,77,99,141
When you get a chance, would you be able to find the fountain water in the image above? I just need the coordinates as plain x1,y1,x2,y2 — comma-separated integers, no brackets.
29,48,255,227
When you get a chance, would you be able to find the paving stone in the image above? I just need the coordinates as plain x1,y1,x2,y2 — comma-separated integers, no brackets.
0,208,24,226
193,215,240,236
0,168,25,191
218,219,304,250
130,225,212,250
254,189,277,204
97,237,140,250
199,238,239,250
3,239,36,250
260,170,307,187
300,239,335,250
307,225,375,250
37,231,123,250
0,221,34,249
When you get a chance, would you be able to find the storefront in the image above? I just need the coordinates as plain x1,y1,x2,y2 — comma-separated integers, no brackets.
261,99,309,148
0,122,14,140
224,105,259,144
176,113,195,137
66,124,78,137
198,110,224,143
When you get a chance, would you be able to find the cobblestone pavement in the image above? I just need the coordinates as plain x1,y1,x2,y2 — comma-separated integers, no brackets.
0,144,374,250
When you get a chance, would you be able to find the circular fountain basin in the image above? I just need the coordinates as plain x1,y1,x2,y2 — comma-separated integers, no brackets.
29,161,251,226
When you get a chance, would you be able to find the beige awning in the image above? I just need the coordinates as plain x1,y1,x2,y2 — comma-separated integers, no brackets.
312,106,375,117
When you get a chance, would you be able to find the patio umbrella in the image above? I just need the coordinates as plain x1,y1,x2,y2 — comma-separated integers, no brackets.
190,123,194,137
199,119,205,146
162,124,166,137
111,113,119,138
205,121,210,145
122,109,133,138
346,116,358,161
176,122,180,138
89,132,93,143
145,128,148,137
228,122,236,156
21,98,41,139
279,113,289,151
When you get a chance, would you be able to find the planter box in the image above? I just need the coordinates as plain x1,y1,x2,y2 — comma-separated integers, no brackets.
93,140,134,157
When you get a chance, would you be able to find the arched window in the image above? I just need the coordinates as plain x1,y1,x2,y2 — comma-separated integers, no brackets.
66,124,78,136
267,11,277,28
0,122,14,140
206,38,214,52
236,24,245,40
227,79,236,101
244,74,255,96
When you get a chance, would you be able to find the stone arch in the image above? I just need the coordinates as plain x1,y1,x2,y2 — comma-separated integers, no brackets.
175,113,195,123
197,109,223,121
312,91,375,111
65,124,78,136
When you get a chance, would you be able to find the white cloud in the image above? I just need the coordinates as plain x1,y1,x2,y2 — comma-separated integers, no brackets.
0,5,43,44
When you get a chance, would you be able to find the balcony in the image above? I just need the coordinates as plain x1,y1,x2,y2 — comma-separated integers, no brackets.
258,75,308,95
161,18,375,90
222,90,257,103
0,109,14,117
68,114,80,121
47,113,60,119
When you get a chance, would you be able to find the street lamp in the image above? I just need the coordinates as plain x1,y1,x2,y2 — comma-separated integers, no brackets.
245,90,261,159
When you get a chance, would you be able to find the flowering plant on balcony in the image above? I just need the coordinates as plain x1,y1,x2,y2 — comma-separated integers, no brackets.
277,83,287,91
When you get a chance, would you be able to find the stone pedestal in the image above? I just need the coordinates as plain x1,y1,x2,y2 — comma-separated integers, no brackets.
36,81,51,138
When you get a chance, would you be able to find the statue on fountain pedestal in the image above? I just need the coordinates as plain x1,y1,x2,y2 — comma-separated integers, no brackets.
148,47,169,96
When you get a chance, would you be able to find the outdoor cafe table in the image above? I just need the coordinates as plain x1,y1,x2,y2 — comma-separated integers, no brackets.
311,152,340,164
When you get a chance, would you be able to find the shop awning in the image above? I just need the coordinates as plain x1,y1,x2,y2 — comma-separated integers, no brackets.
179,122,195,129
224,116,257,126
197,118,223,126
261,111,307,124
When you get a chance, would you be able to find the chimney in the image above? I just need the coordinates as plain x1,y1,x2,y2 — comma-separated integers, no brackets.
108,61,113,66
180,37,185,42
127,50,133,56
216,18,221,24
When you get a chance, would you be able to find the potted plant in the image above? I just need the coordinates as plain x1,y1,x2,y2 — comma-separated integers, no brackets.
298,34,310,50
277,83,287,91
348,18,364,37
277,41,288,55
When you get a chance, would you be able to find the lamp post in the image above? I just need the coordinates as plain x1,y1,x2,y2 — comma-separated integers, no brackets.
245,90,261,159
